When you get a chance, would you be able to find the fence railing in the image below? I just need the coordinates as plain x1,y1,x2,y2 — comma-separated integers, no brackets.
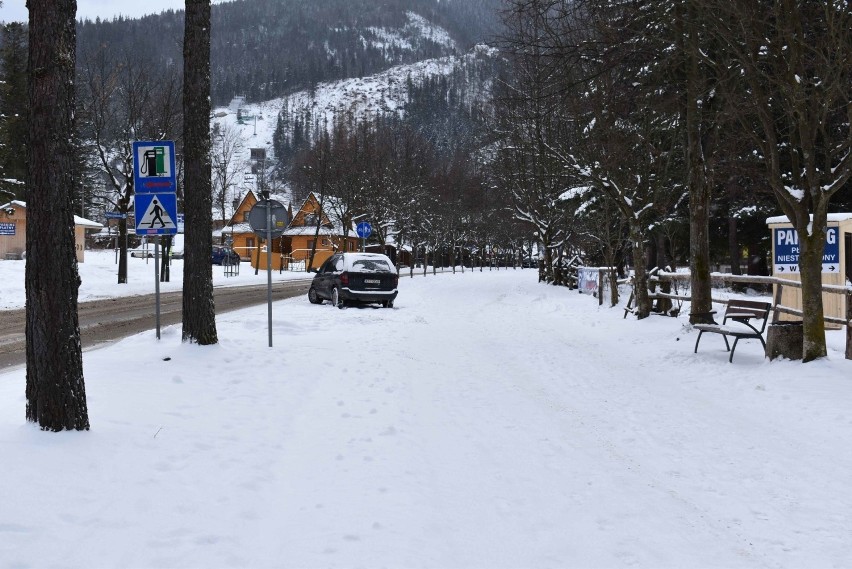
649,271,852,358
651,272,851,325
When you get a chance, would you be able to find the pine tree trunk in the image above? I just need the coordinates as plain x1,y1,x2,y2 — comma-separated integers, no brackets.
25,0,89,431
181,0,217,345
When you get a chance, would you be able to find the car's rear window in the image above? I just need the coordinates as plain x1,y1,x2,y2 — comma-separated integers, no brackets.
351,259,392,272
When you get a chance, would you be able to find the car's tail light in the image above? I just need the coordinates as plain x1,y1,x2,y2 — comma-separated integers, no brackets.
340,272,349,286
392,274,399,288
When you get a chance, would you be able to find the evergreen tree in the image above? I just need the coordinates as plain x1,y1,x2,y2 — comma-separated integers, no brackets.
182,0,218,345
0,22,27,201
25,0,90,431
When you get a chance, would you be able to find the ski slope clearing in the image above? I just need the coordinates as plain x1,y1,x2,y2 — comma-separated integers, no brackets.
1,269,850,567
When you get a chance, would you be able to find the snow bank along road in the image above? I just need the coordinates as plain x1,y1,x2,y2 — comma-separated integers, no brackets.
1,269,850,568
0,279,310,370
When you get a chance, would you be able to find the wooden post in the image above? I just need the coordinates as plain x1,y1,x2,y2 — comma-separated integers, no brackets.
772,282,784,323
598,268,604,306
610,268,619,307
846,290,852,360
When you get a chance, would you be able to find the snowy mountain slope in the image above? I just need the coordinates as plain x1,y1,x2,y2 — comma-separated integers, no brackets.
210,40,499,219
273,43,499,149
364,11,458,55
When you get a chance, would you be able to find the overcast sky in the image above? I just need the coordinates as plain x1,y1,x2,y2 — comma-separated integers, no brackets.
0,1,222,24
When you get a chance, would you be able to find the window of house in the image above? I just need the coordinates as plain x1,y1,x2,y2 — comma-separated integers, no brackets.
242,211,249,222
246,238,255,249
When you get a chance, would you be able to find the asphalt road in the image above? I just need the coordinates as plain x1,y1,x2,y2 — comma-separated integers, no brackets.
0,278,311,372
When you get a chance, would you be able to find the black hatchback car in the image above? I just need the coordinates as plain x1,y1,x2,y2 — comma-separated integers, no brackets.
211,245,240,265
308,252,398,308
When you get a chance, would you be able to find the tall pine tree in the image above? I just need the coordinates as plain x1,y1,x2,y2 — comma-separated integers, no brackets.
181,0,218,344
25,0,90,431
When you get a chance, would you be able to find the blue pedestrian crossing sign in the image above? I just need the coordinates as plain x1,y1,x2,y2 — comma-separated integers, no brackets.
135,193,178,235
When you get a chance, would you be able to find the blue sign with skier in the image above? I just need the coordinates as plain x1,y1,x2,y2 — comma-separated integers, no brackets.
773,226,839,274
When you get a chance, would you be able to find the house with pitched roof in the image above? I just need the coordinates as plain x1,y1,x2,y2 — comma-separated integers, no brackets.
0,200,103,262
282,192,359,271
217,190,357,271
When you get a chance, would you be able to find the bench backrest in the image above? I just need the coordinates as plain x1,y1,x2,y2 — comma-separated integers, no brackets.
724,299,771,332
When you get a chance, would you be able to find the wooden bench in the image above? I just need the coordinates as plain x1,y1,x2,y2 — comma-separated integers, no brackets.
693,299,771,363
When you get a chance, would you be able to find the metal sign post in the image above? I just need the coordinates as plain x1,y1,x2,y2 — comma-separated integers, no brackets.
132,140,177,340
266,205,273,348
247,199,289,348
154,240,161,339
356,221,372,252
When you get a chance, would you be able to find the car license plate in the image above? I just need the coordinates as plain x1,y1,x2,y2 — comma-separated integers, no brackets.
364,279,380,284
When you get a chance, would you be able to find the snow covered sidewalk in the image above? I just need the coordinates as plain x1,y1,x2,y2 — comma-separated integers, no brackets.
1,269,850,568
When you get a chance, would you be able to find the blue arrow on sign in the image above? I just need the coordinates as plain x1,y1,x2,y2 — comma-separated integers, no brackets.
356,221,372,239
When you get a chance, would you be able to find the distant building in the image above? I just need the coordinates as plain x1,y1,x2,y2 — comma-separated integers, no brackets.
228,95,246,113
0,200,103,262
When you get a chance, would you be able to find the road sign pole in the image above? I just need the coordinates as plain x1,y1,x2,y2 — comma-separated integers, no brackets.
266,203,273,348
356,221,372,252
246,197,289,349
154,240,161,340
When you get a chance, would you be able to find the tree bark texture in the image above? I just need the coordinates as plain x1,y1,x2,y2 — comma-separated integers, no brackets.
25,0,90,431
684,3,713,326
117,213,128,283
629,225,651,319
653,233,672,315
181,0,217,345
798,228,828,362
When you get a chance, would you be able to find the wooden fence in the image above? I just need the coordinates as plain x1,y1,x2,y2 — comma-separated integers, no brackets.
650,271,852,359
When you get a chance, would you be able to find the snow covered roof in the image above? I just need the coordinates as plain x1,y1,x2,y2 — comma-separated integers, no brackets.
221,222,254,235
283,225,342,237
2,200,103,229
766,213,852,225
74,216,103,229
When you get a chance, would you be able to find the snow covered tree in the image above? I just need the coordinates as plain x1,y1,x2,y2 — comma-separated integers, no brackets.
25,0,90,431
211,121,245,242
706,0,852,361
496,0,573,285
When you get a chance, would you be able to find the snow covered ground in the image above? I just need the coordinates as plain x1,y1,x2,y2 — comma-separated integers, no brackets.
1,258,851,568
0,250,310,310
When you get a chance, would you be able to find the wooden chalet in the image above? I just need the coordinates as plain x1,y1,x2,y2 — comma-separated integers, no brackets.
218,190,259,260
282,192,359,271
218,191,357,271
